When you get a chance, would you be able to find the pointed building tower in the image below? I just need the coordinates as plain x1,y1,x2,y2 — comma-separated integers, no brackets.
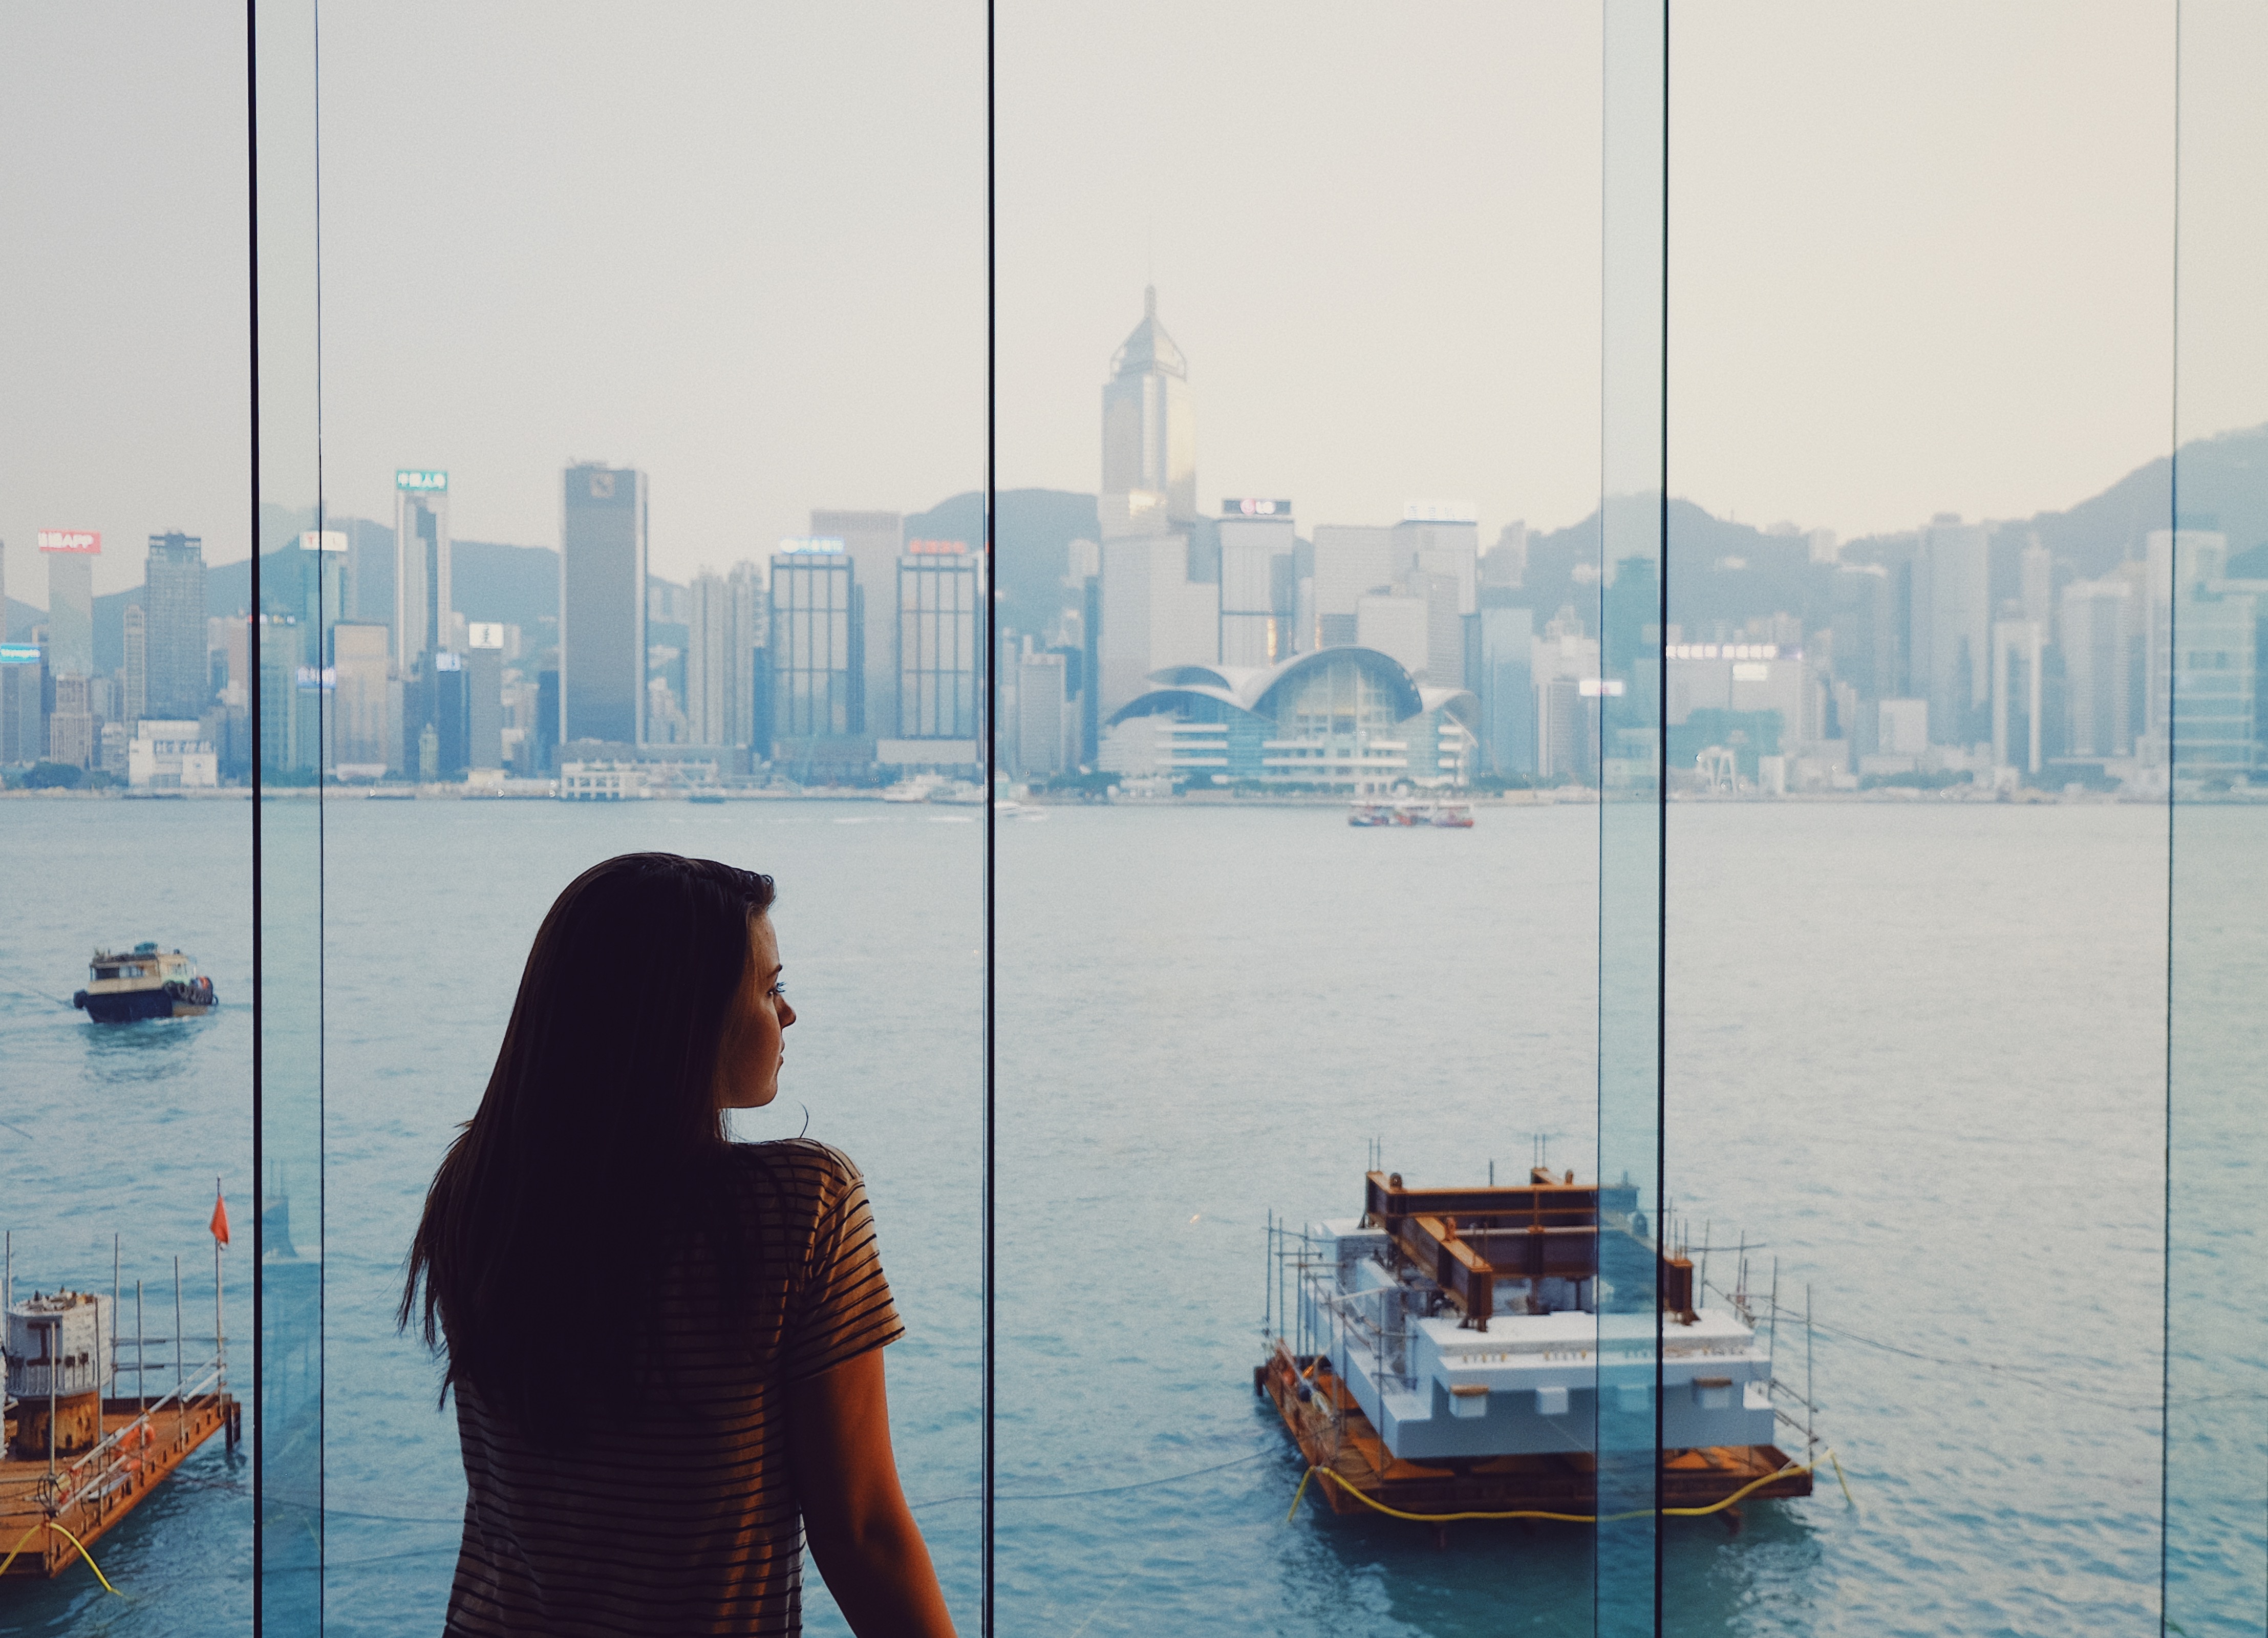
1101,286,1196,526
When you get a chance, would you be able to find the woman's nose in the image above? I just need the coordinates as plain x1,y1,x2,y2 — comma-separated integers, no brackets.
779,1000,797,1028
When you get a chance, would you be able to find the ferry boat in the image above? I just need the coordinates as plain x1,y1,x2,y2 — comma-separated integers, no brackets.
1259,1168,1819,1527
882,774,946,804
71,944,217,1023
1349,798,1475,828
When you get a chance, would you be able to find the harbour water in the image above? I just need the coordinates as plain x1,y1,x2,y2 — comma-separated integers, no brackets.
0,796,2255,1634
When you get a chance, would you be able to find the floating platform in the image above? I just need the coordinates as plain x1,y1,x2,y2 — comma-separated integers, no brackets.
1259,1346,1809,1524
1,1391,239,1579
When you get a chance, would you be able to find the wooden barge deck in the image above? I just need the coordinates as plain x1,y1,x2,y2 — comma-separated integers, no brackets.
1260,1347,1811,1525
1,1390,239,1581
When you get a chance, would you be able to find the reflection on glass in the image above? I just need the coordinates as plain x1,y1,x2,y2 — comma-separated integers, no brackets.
253,0,326,1627
1597,2,1667,1628
2167,2,2268,1627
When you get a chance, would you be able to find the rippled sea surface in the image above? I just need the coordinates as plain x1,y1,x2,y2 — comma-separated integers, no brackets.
3,795,2258,1634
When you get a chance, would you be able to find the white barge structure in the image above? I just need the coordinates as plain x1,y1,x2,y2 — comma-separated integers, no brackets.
1261,1168,1818,1525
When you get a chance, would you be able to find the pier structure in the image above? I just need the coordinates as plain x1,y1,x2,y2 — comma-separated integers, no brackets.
1,1237,239,1583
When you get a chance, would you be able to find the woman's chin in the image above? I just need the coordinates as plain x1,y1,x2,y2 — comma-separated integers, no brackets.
720,1082,781,1112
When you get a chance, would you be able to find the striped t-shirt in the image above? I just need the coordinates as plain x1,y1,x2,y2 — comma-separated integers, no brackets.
444,1140,903,1637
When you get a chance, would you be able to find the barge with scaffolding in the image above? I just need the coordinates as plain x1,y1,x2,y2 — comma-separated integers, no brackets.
1,1237,239,1584
1259,1167,1821,1527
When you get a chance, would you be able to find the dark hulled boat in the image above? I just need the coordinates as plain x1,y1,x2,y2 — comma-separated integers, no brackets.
71,943,217,1023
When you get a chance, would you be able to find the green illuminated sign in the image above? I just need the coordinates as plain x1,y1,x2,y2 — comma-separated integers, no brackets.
395,469,448,492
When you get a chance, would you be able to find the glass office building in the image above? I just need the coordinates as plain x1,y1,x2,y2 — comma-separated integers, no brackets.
768,548,857,743
895,546,980,746
560,462,648,746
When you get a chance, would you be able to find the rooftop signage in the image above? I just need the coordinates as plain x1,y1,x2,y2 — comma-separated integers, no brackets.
467,622,506,649
1402,501,1478,524
905,538,970,555
1665,644,1793,661
1223,498,1293,517
0,643,40,665
295,665,336,691
778,536,846,556
395,469,448,492
299,530,350,553
38,530,99,554
1578,678,1626,697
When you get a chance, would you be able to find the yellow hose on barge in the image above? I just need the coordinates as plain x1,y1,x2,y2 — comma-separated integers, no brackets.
0,1517,124,1595
1286,1449,1847,1525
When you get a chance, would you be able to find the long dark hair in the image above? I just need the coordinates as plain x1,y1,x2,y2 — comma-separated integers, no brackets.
401,853,777,1432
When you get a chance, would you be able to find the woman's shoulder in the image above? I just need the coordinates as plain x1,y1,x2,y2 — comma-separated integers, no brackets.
724,1137,867,1210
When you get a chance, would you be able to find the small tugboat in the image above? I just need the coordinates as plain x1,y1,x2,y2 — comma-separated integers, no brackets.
1259,1168,1823,1529
71,944,217,1023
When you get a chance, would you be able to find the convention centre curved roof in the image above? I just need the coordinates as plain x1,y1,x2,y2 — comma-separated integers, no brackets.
1106,646,1439,728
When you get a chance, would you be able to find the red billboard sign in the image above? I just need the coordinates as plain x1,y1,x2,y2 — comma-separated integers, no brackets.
38,529,100,554
905,538,970,555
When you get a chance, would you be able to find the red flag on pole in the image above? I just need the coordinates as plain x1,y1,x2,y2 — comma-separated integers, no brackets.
210,1181,230,1247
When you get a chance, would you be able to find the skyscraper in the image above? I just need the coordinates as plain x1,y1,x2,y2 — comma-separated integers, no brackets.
38,530,98,679
1991,619,2045,774
810,509,902,741
1217,505,1295,668
1013,649,1068,777
123,605,147,724
466,623,505,772
769,544,855,744
686,563,766,749
894,541,980,747
2060,578,2132,757
331,622,391,770
1911,515,1990,747
2151,529,2255,778
1098,534,1219,716
1101,287,1195,524
393,470,452,672
144,531,209,719
1478,606,1537,775
0,542,41,763
1310,525,1396,648
1356,589,1429,678
47,673,94,769
1397,509,1480,686
560,462,648,744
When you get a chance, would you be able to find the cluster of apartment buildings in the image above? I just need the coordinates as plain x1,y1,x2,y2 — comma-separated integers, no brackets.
0,529,225,788
1783,518,2262,793
9,287,2257,797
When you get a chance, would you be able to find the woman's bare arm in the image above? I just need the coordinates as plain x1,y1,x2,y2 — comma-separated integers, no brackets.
787,1349,957,1637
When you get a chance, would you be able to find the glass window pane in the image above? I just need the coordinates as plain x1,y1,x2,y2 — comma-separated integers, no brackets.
1600,3,1667,1626
2168,2,2268,1625
997,6,1616,1631
254,0,326,1628
3,10,256,1627
1665,6,2178,1630
251,8,989,1632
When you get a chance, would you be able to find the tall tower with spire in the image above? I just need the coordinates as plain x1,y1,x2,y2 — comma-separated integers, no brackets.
1100,285,1195,525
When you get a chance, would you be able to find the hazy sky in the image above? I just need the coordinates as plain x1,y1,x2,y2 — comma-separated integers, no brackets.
5,1,2263,600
